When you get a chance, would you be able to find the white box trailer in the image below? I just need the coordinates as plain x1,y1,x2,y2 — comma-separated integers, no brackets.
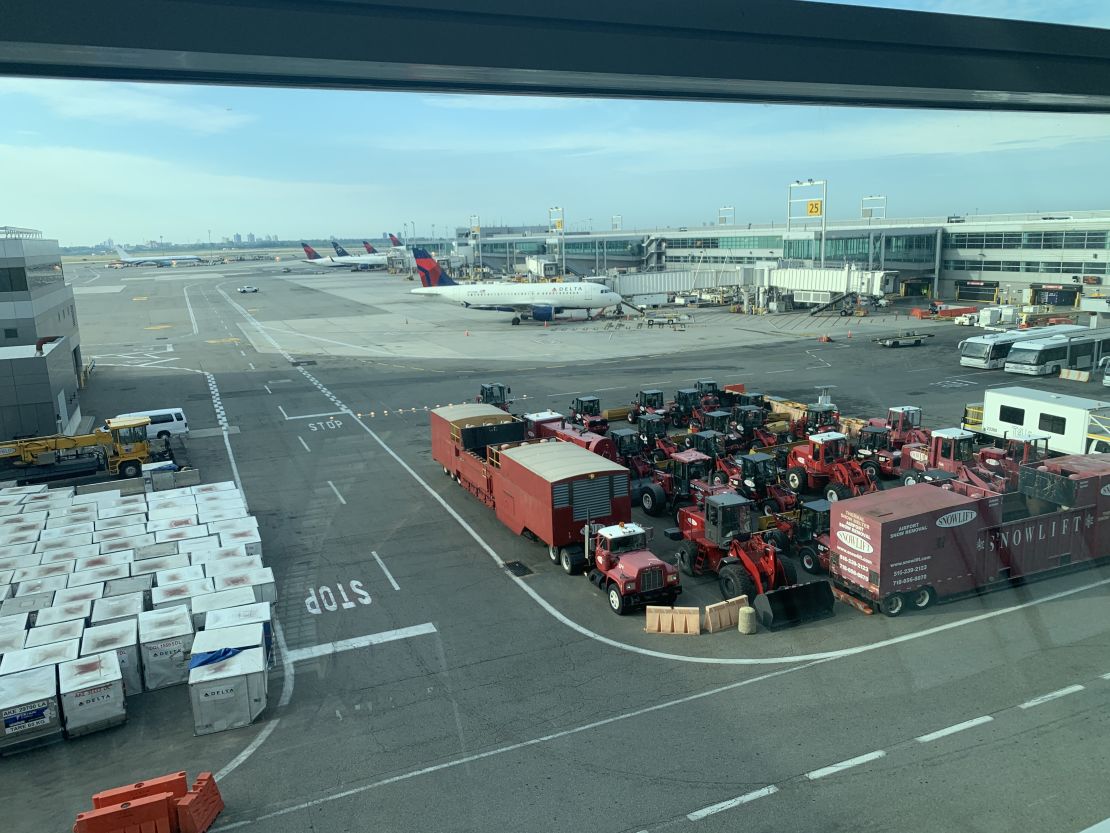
964,386,1110,455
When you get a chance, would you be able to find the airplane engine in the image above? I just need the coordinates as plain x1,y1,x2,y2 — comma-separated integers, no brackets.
530,304,559,321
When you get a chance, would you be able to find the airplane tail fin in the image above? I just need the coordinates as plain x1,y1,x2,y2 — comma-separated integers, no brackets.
301,242,323,260
363,241,378,254
115,246,129,259
413,248,456,287
389,233,403,247
332,241,352,257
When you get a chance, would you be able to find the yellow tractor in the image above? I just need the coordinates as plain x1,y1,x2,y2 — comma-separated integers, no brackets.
0,417,159,483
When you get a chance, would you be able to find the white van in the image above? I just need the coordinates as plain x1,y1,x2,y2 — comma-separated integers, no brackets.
115,408,189,440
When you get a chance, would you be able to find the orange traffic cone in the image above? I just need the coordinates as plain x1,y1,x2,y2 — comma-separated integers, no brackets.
464,330,469,337
847,330,852,339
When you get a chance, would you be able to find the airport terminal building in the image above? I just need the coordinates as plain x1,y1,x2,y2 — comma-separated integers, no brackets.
0,227,85,439
462,211,1110,307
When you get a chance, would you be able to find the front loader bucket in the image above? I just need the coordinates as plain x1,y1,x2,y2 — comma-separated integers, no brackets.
753,581,835,630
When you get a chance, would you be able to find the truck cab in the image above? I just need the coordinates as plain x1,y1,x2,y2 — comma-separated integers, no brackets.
608,427,643,461
587,522,680,615
686,429,727,459
638,413,668,449
696,380,721,407
629,388,666,421
478,383,511,411
732,404,767,436
673,388,700,420
640,448,717,516
569,396,608,434
795,402,840,437
872,405,928,447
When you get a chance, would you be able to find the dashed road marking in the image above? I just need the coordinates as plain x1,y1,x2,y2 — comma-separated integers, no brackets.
1019,684,1085,709
915,715,993,743
686,785,778,821
371,550,400,591
327,480,347,505
297,437,310,453
805,749,885,780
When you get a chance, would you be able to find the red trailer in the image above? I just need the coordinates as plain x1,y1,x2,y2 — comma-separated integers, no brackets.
521,410,619,462
828,453,1110,616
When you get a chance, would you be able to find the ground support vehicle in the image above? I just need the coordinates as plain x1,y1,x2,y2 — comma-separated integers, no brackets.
782,499,833,575
787,402,841,439
670,388,701,427
666,493,834,627
431,405,676,611
784,432,878,502
568,396,609,434
962,386,1110,456
853,425,897,480
866,406,931,448
521,411,619,462
0,417,161,484
688,409,746,452
711,451,799,515
895,429,1050,494
608,427,655,479
732,405,789,450
584,522,681,614
695,380,722,409
872,331,934,348
627,389,668,423
827,453,1110,616
477,383,512,411
638,449,729,518
636,414,672,460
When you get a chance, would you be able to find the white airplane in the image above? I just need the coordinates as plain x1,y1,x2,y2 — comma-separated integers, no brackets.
329,242,389,269
410,248,624,325
113,246,203,266
300,242,350,268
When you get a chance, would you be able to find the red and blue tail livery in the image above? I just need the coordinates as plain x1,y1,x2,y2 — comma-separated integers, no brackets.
413,248,457,287
301,242,323,260
363,241,378,254
389,233,403,247
332,241,353,257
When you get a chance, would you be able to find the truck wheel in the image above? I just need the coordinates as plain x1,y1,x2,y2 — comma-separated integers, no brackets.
157,430,171,440
825,483,851,502
560,549,580,576
760,500,778,517
548,545,560,564
860,460,880,480
627,412,637,423
798,544,822,574
607,583,629,615
903,473,919,486
718,565,757,602
786,467,807,492
710,470,730,486
911,586,936,610
677,541,699,577
879,593,905,617
639,484,666,516
442,466,451,476
120,461,141,479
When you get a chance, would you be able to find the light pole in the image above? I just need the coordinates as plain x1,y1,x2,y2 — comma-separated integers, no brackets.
548,206,565,276
469,214,481,272
411,220,416,245
787,179,828,267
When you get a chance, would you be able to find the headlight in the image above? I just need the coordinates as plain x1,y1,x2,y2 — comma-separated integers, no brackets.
743,478,755,489
624,581,636,592
667,573,679,583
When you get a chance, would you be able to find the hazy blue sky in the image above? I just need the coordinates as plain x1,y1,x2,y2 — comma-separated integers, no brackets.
0,0,1107,246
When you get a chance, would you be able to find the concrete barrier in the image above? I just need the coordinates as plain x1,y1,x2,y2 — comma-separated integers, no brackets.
644,605,700,635
1060,369,1091,382
703,595,748,633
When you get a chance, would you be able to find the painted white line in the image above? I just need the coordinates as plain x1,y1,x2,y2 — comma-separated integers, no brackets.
183,284,200,336
371,550,400,591
327,480,347,505
248,362,255,370
283,410,347,421
805,750,886,780
765,368,794,374
284,622,436,664
211,662,819,830
214,719,280,782
1019,684,1085,709
1101,672,1110,680
239,350,246,356
547,390,583,398
297,436,310,453
686,785,779,821
263,385,272,394
915,715,993,743
277,404,289,420
255,324,393,355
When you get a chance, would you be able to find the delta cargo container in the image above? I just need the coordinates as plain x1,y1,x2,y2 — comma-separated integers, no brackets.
829,453,1110,615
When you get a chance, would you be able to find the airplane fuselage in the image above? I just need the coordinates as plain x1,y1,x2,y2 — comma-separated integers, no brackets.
412,281,619,313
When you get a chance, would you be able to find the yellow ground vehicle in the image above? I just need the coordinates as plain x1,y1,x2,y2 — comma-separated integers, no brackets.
0,417,159,484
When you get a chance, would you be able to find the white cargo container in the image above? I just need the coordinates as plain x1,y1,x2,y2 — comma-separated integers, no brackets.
93,516,147,533
145,516,199,533
103,575,153,608
0,554,40,573
129,553,190,577
93,523,147,542
42,543,100,565
205,601,272,661
217,529,261,557
0,638,79,675
35,601,92,628
964,386,1110,455
189,587,256,630
91,592,146,627
13,562,72,583
81,620,142,696
74,551,133,572
34,533,93,553
188,647,267,736
40,522,94,539
0,665,62,753
68,564,129,588
154,565,206,587
25,618,85,649
203,555,263,577
15,575,70,597
101,534,156,553
212,568,274,603
188,544,247,565
151,578,214,612
58,652,126,736
132,542,180,561
155,525,210,545
52,584,104,606
177,536,220,556
0,592,56,623
190,622,264,657
0,628,27,657
138,605,194,690
0,612,29,633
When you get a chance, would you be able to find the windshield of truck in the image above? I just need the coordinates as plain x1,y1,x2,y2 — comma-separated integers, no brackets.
608,532,646,553
645,391,663,408
115,426,147,446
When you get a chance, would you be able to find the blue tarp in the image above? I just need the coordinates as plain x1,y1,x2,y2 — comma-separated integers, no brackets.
188,647,242,669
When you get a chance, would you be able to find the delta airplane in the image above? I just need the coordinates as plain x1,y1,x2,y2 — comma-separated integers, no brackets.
113,246,203,266
329,242,389,269
300,242,349,268
410,248,623,325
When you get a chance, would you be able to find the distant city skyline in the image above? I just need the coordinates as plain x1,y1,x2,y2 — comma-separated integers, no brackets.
0,1,1108,247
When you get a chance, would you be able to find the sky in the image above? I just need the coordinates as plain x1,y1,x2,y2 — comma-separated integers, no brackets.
0,1,1108,247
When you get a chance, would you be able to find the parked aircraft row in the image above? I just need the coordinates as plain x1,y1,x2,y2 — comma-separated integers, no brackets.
300,234,408,269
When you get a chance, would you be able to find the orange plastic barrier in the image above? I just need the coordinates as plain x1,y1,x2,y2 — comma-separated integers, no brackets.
74,792,175,833
92,772,188,809
176,772,225,833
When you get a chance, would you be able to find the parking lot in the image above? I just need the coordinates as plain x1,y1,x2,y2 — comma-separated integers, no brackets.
10,259,1110,833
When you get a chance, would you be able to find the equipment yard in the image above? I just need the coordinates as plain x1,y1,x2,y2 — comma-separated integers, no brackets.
6,259,1110,833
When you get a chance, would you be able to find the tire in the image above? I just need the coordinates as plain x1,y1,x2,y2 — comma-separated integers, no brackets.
760,499,778,516
548,544,560,564
442,466,450,476
119,460,141,479
879,593,905,617
798,544,822,574
677,540,699,577
786,466,807,492
768,530,789,554
627,412,637,424
825,483,851,502
511,317,521,325
607,582,629,615
910,586,936,610
782,560,798,586
157,430,171,440
560,548,580,576
903,473,919,486
718,564,757,602
860,460,880,480
639,484,666,516
711,470,730,486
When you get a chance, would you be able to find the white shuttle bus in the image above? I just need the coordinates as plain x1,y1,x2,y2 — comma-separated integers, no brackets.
1003,328,1110,376
958,324,1087,369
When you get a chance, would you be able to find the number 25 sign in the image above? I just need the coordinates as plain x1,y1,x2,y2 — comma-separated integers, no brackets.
806,200,823,216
